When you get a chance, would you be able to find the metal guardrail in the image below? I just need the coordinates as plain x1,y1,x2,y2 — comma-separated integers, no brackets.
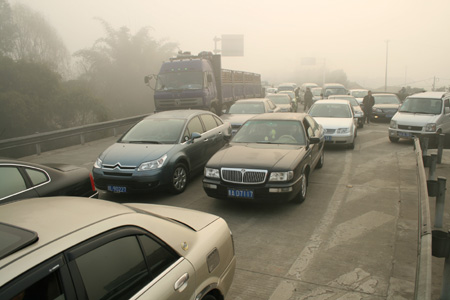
414,137,432,299
0,114,148,157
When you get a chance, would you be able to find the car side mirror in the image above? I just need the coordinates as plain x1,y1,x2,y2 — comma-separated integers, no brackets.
190,132,202,142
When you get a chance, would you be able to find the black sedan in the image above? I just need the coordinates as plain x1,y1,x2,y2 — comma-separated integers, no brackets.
203,113,325,203
0,159,98,203
93,110,231,194
371,93,401,121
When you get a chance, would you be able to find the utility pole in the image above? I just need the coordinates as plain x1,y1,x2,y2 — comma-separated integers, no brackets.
385,40,389,92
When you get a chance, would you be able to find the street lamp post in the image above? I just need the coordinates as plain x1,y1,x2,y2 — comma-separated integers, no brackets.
385,40,389,92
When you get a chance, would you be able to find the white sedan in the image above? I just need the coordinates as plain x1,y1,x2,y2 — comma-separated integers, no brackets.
308,99,358,149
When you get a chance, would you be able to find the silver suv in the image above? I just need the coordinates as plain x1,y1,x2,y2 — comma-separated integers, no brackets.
388,92,450,142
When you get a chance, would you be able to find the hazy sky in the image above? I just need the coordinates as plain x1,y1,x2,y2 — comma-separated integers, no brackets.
13,0,450,89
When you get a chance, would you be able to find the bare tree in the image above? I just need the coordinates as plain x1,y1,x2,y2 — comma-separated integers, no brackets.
10,3,70,77
0,0,16,56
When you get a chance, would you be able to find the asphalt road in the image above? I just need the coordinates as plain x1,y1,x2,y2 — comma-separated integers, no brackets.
21,120,448,299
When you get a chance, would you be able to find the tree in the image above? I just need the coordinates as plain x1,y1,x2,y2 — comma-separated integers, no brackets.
0,0,15,56
74,19,178,117
9,3,70,77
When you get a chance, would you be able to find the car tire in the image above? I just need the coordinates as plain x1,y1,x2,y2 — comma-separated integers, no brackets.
293,171,307,204
202,295,218,300
170,163,188,194
348,140,355,149
315,149,324,169
389,136,399,143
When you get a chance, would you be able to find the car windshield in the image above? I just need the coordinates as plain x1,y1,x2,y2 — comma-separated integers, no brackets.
277,86,295,92
267,96,290,105
309,103,352,118
311,88,322,96
232,120,306,145
228,102,265,114
324,88,347,97
156,72,203,91
399,98,442,114
120,118,186,144
351,91,368,98
374,95,400,104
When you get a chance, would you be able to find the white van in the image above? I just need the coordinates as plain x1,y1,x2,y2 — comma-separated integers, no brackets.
388,92,450,142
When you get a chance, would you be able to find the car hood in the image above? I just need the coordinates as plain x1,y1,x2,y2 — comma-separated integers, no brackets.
220,114,257,126
100,143,174,165
313,117,354,128
393,112,439,124
125,203,219,231
207,143,306,169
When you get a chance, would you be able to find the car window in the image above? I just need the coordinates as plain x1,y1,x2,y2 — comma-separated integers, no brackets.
120,119,185,144
25,168,49,186
0,166,27,199
200,114,218,131
183,116,204,140
304,115,318,137
139,235,179,278
75,235,149,300
213,115,223,126
9,270,64,300
267,100,277,111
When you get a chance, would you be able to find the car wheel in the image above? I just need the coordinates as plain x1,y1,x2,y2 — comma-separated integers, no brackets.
348,139,355,149
202,295,218,300
315,149,324,169
389,136,399,143
294,171,308,204
170,163,188,194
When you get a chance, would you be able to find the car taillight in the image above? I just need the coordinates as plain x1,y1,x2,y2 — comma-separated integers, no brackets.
89,173,96,191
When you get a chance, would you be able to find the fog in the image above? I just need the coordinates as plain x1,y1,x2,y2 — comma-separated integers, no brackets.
14,0,450,90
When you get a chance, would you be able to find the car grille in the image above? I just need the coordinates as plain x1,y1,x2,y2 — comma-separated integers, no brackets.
102,164,136,170
398,125,422,131
325,129,336,134
221,168,267,184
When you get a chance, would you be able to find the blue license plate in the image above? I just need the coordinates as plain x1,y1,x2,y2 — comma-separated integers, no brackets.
398,132,412,138
108,185,127,193
228,188,254,199
325,136,332,141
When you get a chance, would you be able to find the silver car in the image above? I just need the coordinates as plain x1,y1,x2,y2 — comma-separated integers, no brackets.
0,197,236,300
389,91,450,142
308,99,358,149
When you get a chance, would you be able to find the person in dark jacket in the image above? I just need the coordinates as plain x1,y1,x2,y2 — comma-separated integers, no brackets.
362,90,375,124
303,88,313,111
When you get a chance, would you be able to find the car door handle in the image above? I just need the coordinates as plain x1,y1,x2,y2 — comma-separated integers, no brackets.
174,273,189,292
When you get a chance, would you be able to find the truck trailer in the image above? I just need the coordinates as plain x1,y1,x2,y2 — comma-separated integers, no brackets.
146,51,262,115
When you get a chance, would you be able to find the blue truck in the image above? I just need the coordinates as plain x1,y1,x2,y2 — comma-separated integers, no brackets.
146,51,262,115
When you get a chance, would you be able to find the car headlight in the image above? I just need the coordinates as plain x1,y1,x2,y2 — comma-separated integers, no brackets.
390,120,397,129
205,167,220,179
336,128,350,134
269,171,293,182
355,111,363,117
94,158,102,169
138,154,167,171
425,123,437,132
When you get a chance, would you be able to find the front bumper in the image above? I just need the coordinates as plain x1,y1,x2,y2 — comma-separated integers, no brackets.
324,133,353,145
202,177,301,202
388,128,436,140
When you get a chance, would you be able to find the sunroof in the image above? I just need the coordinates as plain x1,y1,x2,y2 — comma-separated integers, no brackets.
0,223,38,260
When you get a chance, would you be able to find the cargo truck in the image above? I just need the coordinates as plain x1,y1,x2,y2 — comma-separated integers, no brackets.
145,51,262,115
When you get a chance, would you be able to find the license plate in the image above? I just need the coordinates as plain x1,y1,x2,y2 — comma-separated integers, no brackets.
108,185,127,193
398,132,412,137
228,188,254,199
325,136,332,141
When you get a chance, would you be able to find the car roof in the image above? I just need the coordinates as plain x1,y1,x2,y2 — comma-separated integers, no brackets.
235,98,269,103
247,112,308,121
323,83,345,88
145,109,213,120
372,93,398,97
313,99,350,105
407,92,449,99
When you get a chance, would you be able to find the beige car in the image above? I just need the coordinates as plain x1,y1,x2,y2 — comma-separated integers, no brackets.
0,197,236,300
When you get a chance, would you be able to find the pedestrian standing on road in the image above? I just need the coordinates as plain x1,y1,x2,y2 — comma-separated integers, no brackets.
304,88,313,111
362,90,375,124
